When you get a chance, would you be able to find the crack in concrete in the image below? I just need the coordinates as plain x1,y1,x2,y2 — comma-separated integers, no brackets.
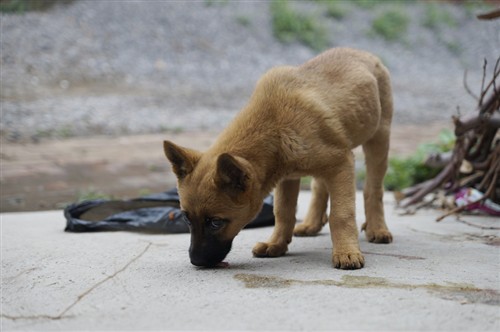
455,217,500,230
1,242,152,321
3,267,38,283
364,251,425,261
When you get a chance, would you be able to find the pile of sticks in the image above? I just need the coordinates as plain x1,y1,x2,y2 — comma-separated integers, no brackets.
396,8,500,221
398,56,500,220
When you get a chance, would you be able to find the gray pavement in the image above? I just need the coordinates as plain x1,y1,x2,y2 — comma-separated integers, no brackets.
1,191,499,331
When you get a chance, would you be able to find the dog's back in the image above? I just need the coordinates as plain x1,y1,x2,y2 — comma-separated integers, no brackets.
217,47,392,176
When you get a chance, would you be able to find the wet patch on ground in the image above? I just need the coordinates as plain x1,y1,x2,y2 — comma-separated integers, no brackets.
234,274,500,306
409,227,500,247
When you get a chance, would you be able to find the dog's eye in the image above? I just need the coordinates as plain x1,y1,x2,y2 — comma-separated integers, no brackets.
207,217,226,230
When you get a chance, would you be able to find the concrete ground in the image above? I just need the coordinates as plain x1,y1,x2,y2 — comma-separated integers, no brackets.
1,191,499,331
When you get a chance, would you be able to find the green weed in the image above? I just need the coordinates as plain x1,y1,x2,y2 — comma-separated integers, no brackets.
160,126,184,134
371,9,409,42
300,176,313,189
236,15,251,27
422,3,456,30
0,0,73,13
384,129,455,191
138,188,152,197
34,129,55,139
77,187,112,202
351,0,383,9
204,0,229,7
270,0,328,51
445,40,462,56
463,0,494,18
0,0,27,12
58,125,74,138
325,1,348,20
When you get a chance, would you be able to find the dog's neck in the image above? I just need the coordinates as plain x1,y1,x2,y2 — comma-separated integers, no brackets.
209,104,290,196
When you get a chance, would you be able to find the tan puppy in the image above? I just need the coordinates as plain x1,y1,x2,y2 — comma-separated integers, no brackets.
164,47,393,269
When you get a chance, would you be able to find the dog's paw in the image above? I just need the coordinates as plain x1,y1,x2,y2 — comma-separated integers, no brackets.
252,242,288,257
293,223,322,237
361,222,393,243
332,251,365,270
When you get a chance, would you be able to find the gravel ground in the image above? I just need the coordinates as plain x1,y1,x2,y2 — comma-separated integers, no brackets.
1,0,499,140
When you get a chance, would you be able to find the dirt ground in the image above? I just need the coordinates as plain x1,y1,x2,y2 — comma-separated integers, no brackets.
0,122,452,212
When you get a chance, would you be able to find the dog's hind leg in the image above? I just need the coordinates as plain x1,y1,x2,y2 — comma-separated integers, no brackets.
361,66,393,244
293,178,328,236
361,128,392,243
252,178,300,257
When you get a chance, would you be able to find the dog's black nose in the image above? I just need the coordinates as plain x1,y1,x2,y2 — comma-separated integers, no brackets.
189,239,232,268
190,248,229,267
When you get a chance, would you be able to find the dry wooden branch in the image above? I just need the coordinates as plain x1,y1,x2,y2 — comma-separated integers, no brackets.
463,70,479,101
477,8,500,20
425,151,452,168
399,54,500,220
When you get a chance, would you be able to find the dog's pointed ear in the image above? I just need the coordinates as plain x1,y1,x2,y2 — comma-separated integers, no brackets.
215,153,249,192
163,141,201,179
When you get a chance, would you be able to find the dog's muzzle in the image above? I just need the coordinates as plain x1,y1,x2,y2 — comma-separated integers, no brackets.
189,235,233,267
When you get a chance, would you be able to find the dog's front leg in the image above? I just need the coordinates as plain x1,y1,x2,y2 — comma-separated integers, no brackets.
326,153,365,269
252,178,300,257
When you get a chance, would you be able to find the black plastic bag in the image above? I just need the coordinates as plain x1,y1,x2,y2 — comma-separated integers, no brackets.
64,189,274,233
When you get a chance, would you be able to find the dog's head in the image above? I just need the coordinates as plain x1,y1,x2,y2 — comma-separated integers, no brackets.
163,141,264,267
